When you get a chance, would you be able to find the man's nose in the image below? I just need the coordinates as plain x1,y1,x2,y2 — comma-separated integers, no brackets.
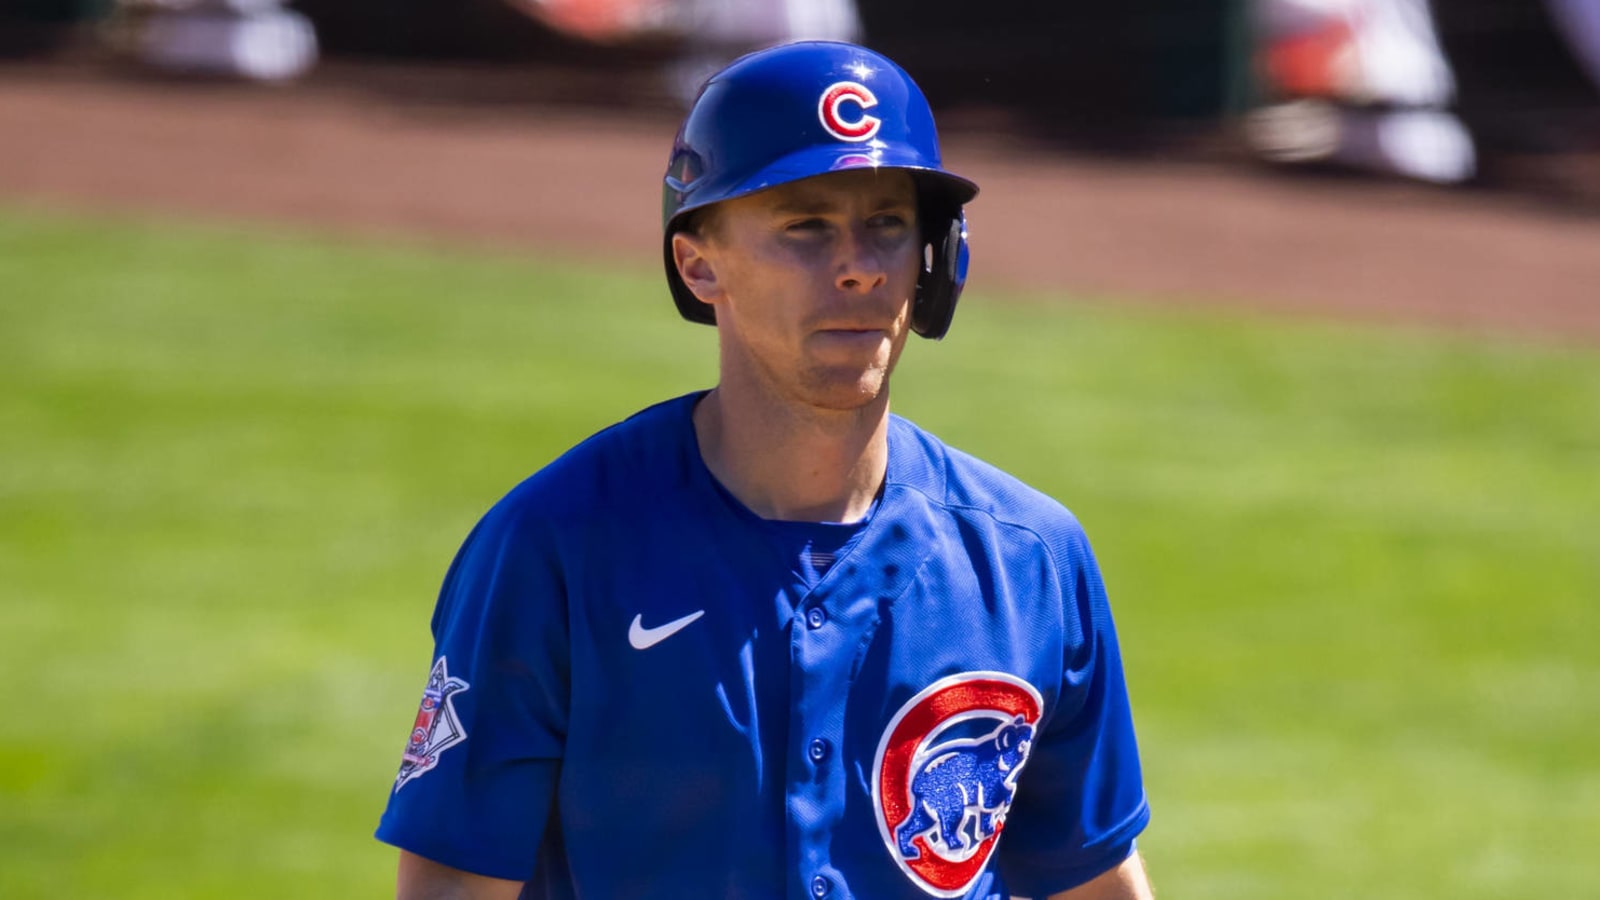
835,226,889,293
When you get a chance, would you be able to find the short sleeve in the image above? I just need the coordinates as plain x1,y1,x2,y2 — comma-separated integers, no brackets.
997,527,1149,896
375,493,571,881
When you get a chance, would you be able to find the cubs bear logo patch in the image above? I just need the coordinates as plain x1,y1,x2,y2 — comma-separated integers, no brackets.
393,656,470,793
873,671,1044,897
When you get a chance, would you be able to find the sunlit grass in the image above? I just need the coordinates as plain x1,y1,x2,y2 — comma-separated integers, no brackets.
1,207,1595,898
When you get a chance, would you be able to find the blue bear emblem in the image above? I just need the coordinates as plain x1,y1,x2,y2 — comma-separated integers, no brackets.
895,715,1035,859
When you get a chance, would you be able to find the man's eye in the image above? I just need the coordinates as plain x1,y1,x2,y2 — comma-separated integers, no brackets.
870,214,910,229
786,218,828,233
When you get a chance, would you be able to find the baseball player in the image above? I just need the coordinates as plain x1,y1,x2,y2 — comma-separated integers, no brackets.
377,40,1152,900
1246,0,1477,183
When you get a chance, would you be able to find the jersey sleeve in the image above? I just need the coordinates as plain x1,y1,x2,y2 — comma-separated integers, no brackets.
375,492,571,881
997,524,1150,896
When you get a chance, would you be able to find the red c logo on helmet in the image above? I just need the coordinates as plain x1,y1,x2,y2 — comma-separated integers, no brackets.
819,81,881,142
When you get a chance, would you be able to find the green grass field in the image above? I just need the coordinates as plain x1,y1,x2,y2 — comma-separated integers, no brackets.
2,206,1596,898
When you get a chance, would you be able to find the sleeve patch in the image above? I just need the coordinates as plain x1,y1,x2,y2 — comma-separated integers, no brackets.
394,656,471,793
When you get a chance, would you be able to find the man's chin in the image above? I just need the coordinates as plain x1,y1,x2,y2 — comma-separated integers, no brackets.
797,368,892,413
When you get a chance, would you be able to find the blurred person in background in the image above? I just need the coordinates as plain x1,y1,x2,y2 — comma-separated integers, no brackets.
1245,0,1476,183
102,0,318,81
1247,0,1600,187
504,0,862,102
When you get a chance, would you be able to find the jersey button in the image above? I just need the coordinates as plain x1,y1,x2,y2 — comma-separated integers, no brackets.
808,738,830,763
805,606,827,629
810,875,831,898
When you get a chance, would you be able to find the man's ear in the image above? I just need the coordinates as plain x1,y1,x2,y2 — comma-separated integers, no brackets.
671,231,724,307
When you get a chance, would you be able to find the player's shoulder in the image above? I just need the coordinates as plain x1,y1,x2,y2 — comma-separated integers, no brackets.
483,391,701,530
888,414,1089,547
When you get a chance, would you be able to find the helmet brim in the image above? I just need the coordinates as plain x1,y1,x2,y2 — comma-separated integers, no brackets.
668,142,977,230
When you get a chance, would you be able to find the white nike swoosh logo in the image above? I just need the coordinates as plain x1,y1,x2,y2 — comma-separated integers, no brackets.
628,610,705,650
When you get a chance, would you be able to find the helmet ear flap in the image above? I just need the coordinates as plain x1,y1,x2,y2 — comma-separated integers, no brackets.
911,210,968,340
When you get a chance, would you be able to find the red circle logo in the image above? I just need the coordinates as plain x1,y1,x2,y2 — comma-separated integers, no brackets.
872,672,1044,896
818,81,882,142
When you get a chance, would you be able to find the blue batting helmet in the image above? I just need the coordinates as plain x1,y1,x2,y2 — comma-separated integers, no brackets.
661,40,978,340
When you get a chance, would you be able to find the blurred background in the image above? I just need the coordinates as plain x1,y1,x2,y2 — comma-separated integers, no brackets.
1,1,1597,898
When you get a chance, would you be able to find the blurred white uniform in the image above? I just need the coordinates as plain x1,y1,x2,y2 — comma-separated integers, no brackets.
675,0,859,46
1247,0,1475,183
110,0,318,82
505,0,860,103
1255,0,1455,106
668,0,861,102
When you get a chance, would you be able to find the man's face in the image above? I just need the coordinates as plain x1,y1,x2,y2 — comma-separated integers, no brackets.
674,168,923,412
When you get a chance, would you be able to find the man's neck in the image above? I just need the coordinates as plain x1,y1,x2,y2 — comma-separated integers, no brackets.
693,385,889,524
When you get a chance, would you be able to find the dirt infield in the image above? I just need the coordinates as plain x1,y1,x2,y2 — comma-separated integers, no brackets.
3,58,1598,343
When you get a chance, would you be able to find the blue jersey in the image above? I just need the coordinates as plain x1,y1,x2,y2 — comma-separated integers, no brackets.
376,392,1148,899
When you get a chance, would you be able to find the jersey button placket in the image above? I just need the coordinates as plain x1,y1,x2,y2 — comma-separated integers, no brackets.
787,591,874,899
